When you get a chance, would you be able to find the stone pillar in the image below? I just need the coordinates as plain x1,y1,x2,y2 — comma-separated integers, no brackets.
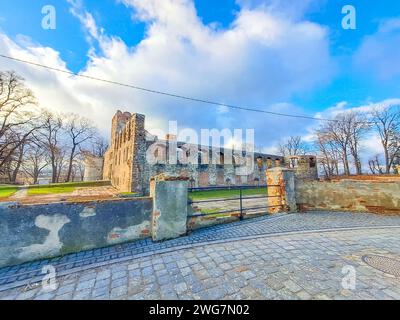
131,113,146,195
266,167,296,214
150,174,189,241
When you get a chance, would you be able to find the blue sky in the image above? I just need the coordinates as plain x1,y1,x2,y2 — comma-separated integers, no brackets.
0,0,399,154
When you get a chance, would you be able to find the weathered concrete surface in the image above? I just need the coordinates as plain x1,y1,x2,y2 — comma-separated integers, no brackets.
150,174,189,241
296,177,400,214
282,169,296,212
266,167,296,214
0,197,152,268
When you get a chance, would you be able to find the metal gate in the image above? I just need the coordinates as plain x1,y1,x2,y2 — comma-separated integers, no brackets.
187,184,282,219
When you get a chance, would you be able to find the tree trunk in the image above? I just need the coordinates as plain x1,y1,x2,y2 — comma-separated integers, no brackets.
51,158,57,183
343,151,350,175
66,145,76,182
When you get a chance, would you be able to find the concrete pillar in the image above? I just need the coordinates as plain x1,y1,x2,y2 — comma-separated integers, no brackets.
150,174,189,241
266,167,296,214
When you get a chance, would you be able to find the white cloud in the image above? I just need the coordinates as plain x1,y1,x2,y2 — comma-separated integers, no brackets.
0,0,335,148
314,98,400,120
354,18,400,80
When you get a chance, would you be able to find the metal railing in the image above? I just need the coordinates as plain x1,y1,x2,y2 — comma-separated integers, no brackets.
188,184,283,219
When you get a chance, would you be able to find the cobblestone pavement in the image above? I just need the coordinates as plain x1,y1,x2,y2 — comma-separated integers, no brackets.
1,227,400,300
1,211,400,299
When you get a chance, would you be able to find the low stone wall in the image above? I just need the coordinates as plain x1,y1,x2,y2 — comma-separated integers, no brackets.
296,177,400,214
0,197,152,268
187,212,241,231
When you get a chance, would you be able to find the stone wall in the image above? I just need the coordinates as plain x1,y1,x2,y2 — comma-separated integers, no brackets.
83,154,104,182
187,212,241,231
285,155,318,180
102,111,146,193
0,197,152,268
103,110,284,196
296,176,400,214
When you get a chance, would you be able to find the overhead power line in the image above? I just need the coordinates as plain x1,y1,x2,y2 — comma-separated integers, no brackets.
0,53,339,122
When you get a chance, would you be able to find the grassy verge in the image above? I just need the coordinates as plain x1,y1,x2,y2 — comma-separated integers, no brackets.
0,185,18,198
118,192,137,196
26,181,110,196
27,186,76,195
189,187,266,201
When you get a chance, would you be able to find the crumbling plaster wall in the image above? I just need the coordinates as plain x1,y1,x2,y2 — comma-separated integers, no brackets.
0,197,152,268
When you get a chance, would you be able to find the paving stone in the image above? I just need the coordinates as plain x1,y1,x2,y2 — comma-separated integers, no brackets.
112,270,127,280
54,293,73,300
95,278,110,289
175,282,187,295
92,286,110,298
56,283,76,295
76,279,95,291
111,277,127,288
16,289,39,300
296,290,312,300
283,280,303,293
34,292,56,300
127,262,140,271
72,289,91,300
153,264,165,271
1,212,400,300
110,285,128,299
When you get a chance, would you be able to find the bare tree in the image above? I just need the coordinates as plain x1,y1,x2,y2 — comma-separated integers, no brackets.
65,114,96,182
9,135,27,183
316,121,350,175
368,155,384,175
347,112,370,175
0,71,40,177
278,136,309,156
92,136,109,157
39,110,66,183
371,106,400,173
315,131,340,177
73,153,86,182
316,112,369,176
21,141,49,184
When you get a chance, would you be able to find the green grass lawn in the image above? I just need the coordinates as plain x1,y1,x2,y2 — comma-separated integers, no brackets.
27,185,76,195
189,187,266,201
0,185,18,198
26,181,109,196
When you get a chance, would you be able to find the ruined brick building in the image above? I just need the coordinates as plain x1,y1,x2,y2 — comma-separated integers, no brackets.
100,111,318,195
